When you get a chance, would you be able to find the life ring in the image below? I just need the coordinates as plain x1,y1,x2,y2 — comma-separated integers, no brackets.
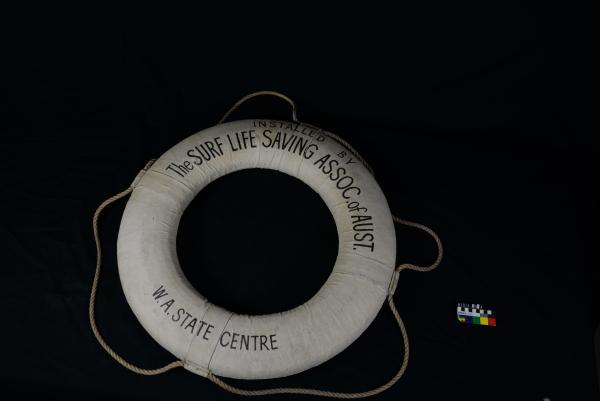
116,118,397,380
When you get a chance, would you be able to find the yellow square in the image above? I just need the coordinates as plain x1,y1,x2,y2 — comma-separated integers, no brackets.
480,317,489,325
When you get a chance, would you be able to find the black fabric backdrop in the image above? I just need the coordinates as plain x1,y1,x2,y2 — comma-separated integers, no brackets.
3,3,598,401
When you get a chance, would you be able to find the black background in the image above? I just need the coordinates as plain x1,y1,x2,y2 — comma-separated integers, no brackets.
3,3,598,401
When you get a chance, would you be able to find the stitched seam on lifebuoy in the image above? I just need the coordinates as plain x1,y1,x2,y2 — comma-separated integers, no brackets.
117,120,398,379
295,132,319,179
183,301,214,367
206,311,234,372
267,141,278,171
339,249,391,270
331,270,389,296
147,168,195,193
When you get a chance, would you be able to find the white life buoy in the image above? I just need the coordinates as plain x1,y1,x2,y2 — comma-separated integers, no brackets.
117,119,397,380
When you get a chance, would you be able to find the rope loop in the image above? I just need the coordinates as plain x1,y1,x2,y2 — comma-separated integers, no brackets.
90,92,443,396
89,172,184,375
393,216,444,274
219,90,298,124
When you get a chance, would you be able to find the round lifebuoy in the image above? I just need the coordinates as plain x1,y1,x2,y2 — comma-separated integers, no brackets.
117,119,396,380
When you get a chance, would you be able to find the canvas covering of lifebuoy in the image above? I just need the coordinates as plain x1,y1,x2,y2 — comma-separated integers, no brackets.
117,120,396,380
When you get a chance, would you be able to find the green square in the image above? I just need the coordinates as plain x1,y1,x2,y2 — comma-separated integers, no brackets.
472,316,480,325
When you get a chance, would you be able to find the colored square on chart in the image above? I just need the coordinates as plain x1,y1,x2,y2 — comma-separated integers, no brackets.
457,303,496,327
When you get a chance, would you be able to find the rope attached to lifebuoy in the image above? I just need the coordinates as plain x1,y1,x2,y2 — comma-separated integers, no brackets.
89,181,442,396
89,91,443,396
89,162,184,375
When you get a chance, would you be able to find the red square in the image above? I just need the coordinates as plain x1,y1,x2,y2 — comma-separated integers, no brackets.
488,317,496,326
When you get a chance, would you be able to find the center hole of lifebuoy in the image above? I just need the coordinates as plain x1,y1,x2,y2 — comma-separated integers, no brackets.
177,168,338,315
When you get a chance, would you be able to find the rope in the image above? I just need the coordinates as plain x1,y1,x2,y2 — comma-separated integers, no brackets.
219,90,299,124
206,92,442,397
393,216,444,273
90,166,442,395
220,91,373,175
205,217,442,398
89,183,184,375
90,93,443,396
207,295,407,398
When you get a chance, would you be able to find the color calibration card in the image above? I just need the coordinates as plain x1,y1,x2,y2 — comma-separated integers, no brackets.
457,303,496,326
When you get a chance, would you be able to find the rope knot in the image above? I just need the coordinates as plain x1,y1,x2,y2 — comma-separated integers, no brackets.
183,360,210,378
130,159,156,189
